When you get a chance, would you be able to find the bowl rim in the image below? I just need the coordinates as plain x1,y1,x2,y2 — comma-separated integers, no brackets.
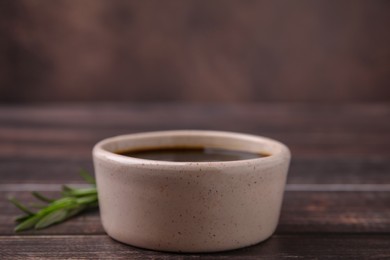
93,130,291,169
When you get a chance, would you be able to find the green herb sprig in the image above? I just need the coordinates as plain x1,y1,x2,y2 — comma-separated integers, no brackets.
8,170,98,232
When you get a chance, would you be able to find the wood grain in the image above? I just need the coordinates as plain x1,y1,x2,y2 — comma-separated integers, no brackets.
1,234,389,259
0,103,389,258
2,191,389,235
1,104,389,132
0,104,389,160
1,157,389,185
1,104,389,184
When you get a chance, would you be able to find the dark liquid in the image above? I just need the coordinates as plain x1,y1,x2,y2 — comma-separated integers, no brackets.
116,147,267,162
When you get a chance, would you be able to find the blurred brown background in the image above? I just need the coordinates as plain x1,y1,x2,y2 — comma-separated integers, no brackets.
0,0,389,103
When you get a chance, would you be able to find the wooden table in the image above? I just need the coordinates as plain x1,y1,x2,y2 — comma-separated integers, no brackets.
1,103,389,259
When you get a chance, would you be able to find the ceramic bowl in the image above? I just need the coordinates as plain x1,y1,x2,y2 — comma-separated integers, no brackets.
93,130,291,253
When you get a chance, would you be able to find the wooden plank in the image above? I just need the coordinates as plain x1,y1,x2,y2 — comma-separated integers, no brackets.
1,191,389,235
0,104,389,134
2,137,387,160
278,191,390,233
288,157,390,184
0,104,388,258
1,130,390,158
2,126,389,148
1,157,389,185
1,140,389,161
1,104,389,160
0,234,389,259
0,159,95,184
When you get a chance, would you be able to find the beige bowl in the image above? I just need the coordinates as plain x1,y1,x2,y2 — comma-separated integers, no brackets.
93,130,291,253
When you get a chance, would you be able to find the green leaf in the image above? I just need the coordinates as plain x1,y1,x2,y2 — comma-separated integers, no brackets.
32,191,55,203
35,209,68,230
8,197,34,215
76,194,98,205
65,187,97,197
66,205,87,218
10,170,99,232
14,214,31,223
15,215,41,232
38,197,76,214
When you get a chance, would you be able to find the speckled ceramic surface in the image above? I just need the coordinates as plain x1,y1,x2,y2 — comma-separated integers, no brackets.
93,130,291,253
